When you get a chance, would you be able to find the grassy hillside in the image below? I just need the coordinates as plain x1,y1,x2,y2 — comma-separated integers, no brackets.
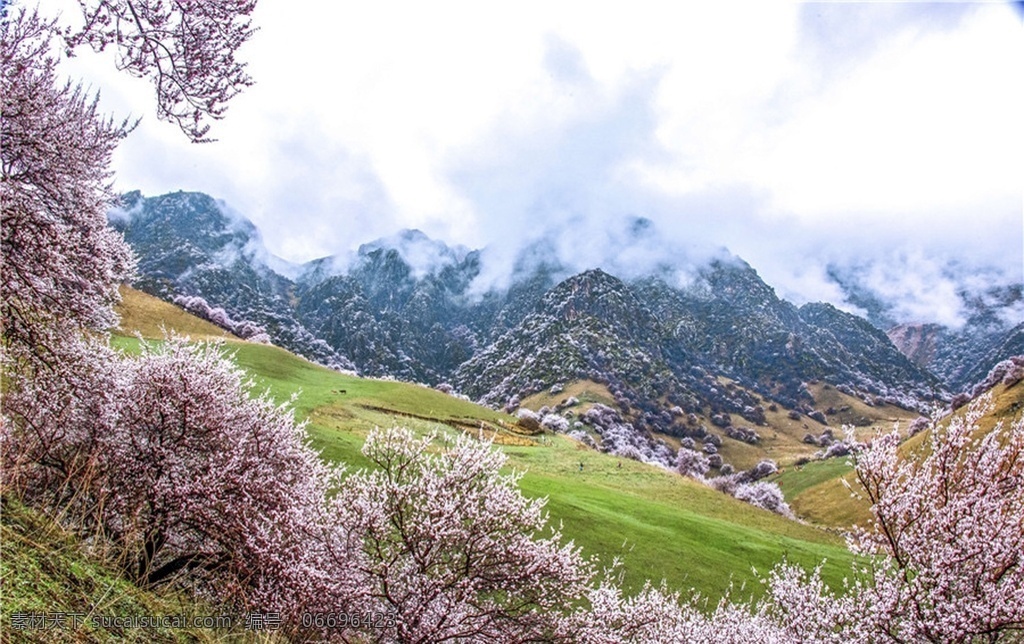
510,444,854,598
114,286,233,341
775,379,1024,530
524,377,918,472
227,341,857,600
521,380,618,413
0,498,263,642
104,288,860,604
778,461,872,529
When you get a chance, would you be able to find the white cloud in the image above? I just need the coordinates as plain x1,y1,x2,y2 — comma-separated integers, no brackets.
32,0,1024,325
752,8,1022,223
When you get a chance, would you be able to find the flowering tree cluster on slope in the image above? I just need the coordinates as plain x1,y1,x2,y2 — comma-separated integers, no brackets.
330,427,594,642
2,337,344,618
1,8,134,367
674,445,793,518
762,394,1024,643
173,293,271,342
2,0,257,361
2,4,138,543
1,0,334,627
849,395,1023,640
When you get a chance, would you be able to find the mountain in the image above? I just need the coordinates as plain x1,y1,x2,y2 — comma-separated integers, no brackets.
632,260,941,409
114,191,1018,432
111,191,354,370
454,269,682,410
895,321,1024,394
827,262,1023,392
886,283,1023,393
293,242,483,382
452,263,941,439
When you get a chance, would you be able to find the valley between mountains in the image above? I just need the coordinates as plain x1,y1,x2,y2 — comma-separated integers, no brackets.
112,190,1021,472
103,189,1024,587
6,1,1022,637
4,189,1021,640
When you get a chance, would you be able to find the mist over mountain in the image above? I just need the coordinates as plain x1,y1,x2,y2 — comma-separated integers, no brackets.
111,191,1021,419
111,192,354,370
827,261,1024,392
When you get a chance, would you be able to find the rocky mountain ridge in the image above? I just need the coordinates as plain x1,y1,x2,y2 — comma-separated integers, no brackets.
111,192,1019,425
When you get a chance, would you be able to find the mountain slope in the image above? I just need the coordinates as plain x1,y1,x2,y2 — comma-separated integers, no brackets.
116,191,1007,431
828,262,1024,392
112,191,353,369
111,287,859,603
455,269,677,407
453,266,936,472
635,261,941,408
889,320,1024,393
293,239,486,382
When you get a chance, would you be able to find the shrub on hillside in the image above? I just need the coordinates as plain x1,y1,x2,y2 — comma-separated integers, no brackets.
725,425,760,444
568,429,596,448
559,396,580,410
734,482,793,518
516,408,541,432
711,413,731,428
970,355,1024,397
2,337,123,516
103,340,339,610
435,382,455,394
676,448,710,478
542,413,570,433
740,460,778,484
907,416,930,436
741,405,766,425
949,392,972,411
821,440,854,459
708,473,740,496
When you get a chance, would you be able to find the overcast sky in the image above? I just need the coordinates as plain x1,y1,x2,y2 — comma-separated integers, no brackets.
46,1,1024,326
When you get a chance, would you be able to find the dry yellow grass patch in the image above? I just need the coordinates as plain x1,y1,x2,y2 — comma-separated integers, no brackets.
114,285,233,341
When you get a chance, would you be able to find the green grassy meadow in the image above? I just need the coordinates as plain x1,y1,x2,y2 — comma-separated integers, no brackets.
0,498,258,643
773,379,1024,530
104,288,859,605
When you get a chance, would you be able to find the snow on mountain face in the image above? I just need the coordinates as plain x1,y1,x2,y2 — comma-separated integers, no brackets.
114,191,1018,413
111,191,354,371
